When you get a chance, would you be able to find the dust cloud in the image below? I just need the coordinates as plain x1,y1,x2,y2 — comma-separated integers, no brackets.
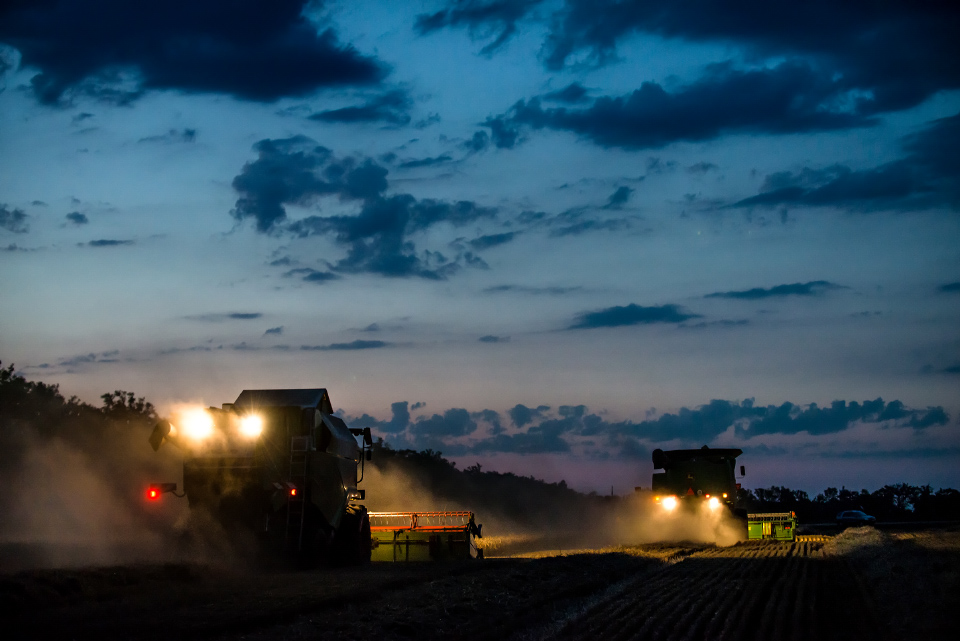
613,491,745,547
361,464,746,557
0,414,254,572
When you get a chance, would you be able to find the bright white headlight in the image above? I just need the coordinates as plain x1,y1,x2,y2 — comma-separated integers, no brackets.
239,414,263,438
662,496,679,511
707,496,721,510
182,408,214,440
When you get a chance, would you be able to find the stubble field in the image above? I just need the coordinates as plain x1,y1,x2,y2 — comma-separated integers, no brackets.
2,526,957,640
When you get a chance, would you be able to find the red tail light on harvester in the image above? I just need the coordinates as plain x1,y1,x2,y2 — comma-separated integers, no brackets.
146,482,178,501
289,487,298,497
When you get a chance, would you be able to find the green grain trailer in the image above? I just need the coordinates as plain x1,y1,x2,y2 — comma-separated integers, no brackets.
747,512,797,540
369,511,482,561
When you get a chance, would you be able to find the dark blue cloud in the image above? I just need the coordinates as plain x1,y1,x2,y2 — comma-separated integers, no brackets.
733,112,960,212
509,403,549,427
0,204,28,233
483,284,581,296
232,137,497,279
705,281,843,300
138,128,196,144
414,0,540,55
478,335,508,343
65,212,88,225
397,154,453,169
264,326,283,336
301,340,390,351
0,0,385,105
472,408,504,435
736,399,949,437
310,90,411,126
938,282,960,293
544,82,589,103
185,312,263,322
368,401,412,434
605,186,632,208
569,303,699,329
469,232,515,250
541,1,960,116
470,421,572,454
486,62,874,151
410,408,477,438
85,239,134,247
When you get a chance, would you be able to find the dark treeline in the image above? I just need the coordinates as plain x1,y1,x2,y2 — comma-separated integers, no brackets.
368,441,618,532
0,361,180,542
0,361,159,456
737,484,960,523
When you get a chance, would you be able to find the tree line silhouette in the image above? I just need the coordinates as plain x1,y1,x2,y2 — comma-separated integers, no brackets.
738,483,960,523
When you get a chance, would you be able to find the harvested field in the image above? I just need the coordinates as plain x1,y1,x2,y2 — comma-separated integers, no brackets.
2,527,957,640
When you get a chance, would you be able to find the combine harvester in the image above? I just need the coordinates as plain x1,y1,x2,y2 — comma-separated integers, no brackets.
369,511,483,561
147,388,374,564
650,445,746,517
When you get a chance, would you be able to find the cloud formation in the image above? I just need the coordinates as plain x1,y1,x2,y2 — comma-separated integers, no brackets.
0,0,385,104
420,2,959,118
350,396,950,456
301,339,390,351
569,303,699,329
138,128,196,144
310,90,411,125
184,312,263,322
483,62,874,151
733,112,960,212
541,1,960,114
84,239,134,247
705,281,843,300
65,212,89,225
0,204,28,233
232,136,497,278
414,0,540,55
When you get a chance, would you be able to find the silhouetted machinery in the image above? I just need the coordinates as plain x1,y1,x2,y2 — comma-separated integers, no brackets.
369,511,483,561
148,388,373,564
651,445,746,517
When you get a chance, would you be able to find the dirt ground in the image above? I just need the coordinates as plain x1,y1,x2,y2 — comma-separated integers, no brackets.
2,526,957,640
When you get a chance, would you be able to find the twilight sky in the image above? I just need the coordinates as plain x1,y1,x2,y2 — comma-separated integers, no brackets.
1,1,958,494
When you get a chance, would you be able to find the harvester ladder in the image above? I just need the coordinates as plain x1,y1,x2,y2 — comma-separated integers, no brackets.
286,436,310,552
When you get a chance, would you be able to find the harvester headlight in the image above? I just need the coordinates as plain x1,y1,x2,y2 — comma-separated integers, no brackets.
181,408,214,440
707,497,721,510
239,414,263,438
662,496,678,511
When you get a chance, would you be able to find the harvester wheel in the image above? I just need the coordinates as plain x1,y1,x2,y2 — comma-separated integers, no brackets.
359,508,371,563
330,506,370,566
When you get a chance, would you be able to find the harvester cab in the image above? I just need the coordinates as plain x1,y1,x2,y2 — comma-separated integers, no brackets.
651,445,744,515
147,388,374,564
